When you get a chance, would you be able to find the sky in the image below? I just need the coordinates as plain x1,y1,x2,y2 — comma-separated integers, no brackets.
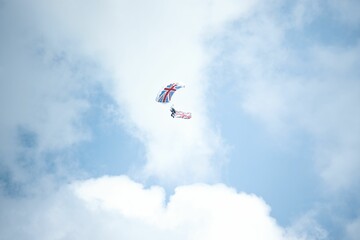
0,0,359,239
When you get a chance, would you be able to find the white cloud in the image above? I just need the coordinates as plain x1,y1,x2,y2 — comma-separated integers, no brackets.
225,0,360,191
0,3,92,186
286,212,328,240
0,16,89,152
2,174,335,240
19,0,259,183
208,2,359,239
0,1,347,239
3,175,310,240
71,175,298,240
0,0,261,187
73,175,165,223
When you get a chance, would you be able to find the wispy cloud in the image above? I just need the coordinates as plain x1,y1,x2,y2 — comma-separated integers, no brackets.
208,1,359,238
21,0,259,184
0,0,359,239
0,2,94,190
220,0,360,191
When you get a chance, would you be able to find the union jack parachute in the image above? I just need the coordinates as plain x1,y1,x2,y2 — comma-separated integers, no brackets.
155,83,185,103
155,82,192,119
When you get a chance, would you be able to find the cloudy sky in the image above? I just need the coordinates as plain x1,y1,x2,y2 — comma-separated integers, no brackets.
0,0,359,239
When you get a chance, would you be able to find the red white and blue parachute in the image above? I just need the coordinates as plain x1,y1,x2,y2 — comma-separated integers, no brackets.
155,83,185,103
155,83,192,119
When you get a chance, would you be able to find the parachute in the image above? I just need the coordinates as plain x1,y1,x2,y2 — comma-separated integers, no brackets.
155,83,192,119
155,83,185,103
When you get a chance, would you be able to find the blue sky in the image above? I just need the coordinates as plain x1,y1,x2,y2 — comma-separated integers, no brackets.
0,0,359,239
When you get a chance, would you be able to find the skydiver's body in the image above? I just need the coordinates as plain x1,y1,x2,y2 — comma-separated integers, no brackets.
170,107,176,118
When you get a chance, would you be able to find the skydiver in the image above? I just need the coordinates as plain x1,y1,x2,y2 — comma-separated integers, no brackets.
170,107,176,118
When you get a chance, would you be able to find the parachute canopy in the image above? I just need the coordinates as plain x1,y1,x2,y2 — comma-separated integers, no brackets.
155,83,185,103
